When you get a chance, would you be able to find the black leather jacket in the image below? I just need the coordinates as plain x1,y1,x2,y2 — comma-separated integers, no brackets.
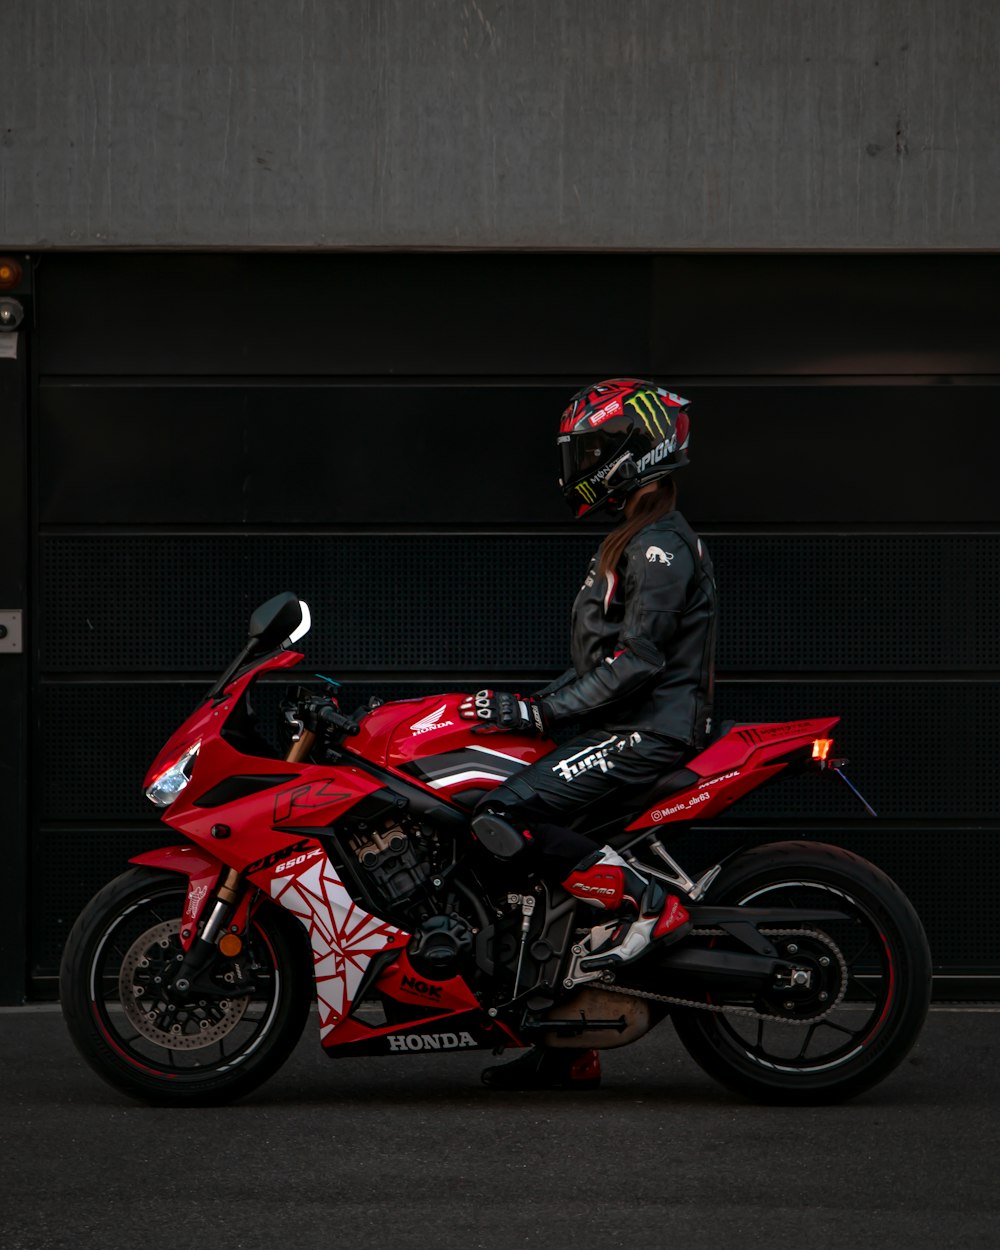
537,512,717,747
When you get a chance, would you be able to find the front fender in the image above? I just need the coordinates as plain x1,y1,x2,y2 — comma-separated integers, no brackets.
130,844,227,950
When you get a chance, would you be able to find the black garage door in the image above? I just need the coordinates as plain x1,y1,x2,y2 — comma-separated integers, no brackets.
28,252,1000,993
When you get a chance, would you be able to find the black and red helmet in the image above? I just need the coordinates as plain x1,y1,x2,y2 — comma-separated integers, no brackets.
557,378,691,516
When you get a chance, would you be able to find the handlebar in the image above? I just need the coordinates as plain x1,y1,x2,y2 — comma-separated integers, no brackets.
317,704,361,738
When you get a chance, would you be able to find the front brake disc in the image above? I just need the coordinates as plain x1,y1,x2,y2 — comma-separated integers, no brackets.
118,918,249,1050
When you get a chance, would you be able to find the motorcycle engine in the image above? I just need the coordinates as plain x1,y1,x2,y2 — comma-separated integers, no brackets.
348,820,431,905
407,914,475,980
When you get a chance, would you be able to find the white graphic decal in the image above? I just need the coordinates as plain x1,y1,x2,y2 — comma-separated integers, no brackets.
650,791,711,822
410,704,455,735
645,546,674,565
552,732,642,783
697,770,741,790
467,745,529,764
185,884,208,919
274,847,324,876
428,769,509,790
268,857,401,1039
387,1031,478,1052
592,451,632,485
635,435,678,474
588,399,622,427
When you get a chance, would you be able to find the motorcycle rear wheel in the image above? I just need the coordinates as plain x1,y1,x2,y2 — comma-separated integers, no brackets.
670,841,931,1104
60,866,313,1106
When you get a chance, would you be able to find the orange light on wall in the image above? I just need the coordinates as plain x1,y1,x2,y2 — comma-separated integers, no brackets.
812,738,834,761
0,258,22,290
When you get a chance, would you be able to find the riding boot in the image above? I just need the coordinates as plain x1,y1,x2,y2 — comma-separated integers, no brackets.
561,845,691,972
481,1046,601,1090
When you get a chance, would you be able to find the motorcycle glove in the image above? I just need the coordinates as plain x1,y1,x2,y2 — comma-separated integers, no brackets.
459,690,547,735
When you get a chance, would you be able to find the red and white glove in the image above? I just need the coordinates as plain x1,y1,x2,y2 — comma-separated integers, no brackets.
459,690,547,735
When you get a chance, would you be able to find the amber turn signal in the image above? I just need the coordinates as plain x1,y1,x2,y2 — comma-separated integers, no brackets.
219,933,243,957
0,258,22,290
812,738,834,761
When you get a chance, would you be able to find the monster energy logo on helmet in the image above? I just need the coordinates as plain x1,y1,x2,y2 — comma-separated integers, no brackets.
625,389,674,440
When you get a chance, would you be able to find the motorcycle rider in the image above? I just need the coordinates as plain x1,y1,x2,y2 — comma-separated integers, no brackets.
463,378,717,1090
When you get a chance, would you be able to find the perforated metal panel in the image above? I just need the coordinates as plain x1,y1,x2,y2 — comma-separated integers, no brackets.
25,253,1000,995
30,825,177,977
713,535,1000,672
41,534,1000,673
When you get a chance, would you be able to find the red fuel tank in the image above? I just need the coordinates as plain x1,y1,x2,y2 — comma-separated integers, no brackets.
346,694,555,807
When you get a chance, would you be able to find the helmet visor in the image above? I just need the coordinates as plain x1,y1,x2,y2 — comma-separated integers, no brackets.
559,416,632,488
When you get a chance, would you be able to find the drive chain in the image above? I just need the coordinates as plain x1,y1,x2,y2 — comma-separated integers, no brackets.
598,927,849,1026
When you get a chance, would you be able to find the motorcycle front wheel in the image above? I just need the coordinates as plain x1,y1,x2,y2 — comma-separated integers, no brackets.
60,866,313,1106
670,841,932,1104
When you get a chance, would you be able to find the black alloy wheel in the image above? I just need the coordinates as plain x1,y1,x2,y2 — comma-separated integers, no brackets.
669,841,931,1104
60,866,313,1106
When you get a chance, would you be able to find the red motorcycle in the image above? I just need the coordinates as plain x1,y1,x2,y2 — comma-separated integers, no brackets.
61,593,931,1105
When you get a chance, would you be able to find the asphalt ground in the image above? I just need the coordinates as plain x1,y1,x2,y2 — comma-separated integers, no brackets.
0,1006,997,1250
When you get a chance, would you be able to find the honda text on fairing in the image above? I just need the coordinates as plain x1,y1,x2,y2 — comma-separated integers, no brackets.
60,593,931,1105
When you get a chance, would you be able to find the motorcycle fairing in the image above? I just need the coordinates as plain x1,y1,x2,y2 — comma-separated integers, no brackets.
143,649,304,789
690,718,839,776
625,717,840,831
254,850,513,1052
248,843,408,1040
374,948,480,1014
624,763,787,830
320,1009,523,1058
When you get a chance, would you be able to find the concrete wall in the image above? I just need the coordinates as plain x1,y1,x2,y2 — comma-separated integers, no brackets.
2,0,997,249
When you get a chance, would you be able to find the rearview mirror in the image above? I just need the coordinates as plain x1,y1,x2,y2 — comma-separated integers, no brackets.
247,592,303,651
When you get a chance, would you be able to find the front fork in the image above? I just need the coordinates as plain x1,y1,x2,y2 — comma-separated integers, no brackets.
168,868,259,1000
129,848,259,1010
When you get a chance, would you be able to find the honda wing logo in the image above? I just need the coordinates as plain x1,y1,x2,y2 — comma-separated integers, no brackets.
410,704,455,735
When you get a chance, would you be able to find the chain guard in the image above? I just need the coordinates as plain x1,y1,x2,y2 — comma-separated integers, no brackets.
597,927,850,1026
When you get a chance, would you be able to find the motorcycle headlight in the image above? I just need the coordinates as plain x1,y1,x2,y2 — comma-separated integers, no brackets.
145,740,201,808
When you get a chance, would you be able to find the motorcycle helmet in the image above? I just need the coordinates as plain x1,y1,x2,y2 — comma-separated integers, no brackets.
558,378,690,516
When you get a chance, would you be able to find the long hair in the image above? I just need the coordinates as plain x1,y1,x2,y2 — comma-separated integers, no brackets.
597,478,678,580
